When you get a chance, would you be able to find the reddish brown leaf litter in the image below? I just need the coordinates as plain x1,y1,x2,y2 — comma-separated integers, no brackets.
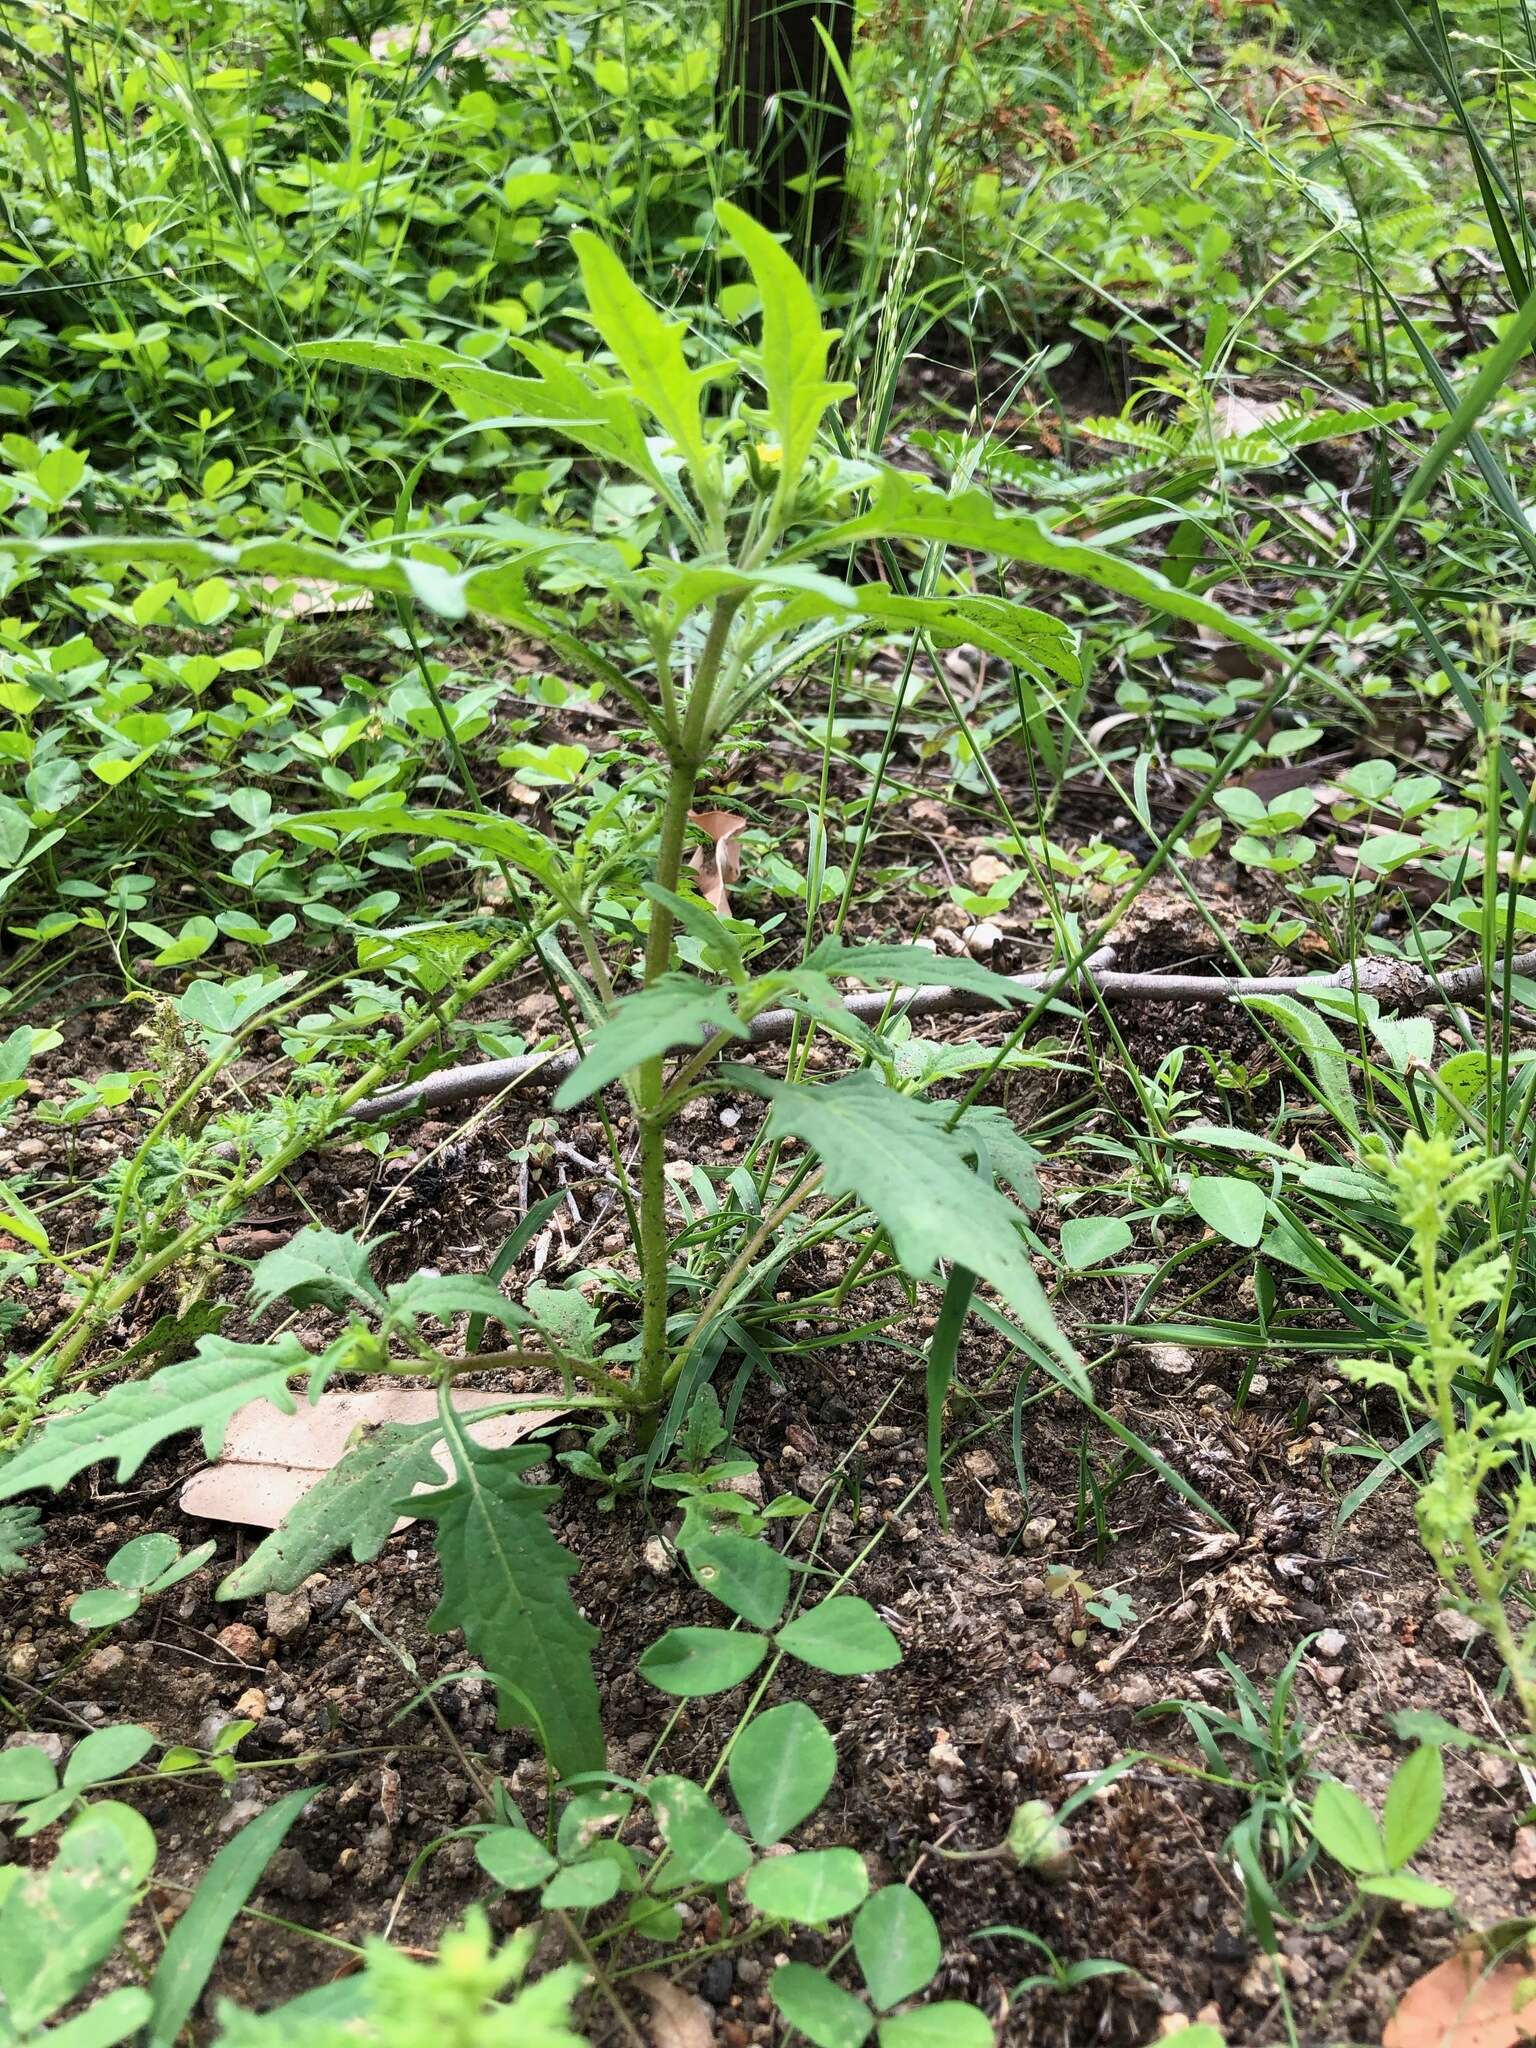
1383,1947,1536,2048
689,809,748,916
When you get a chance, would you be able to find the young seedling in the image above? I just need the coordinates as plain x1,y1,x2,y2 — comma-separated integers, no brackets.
68,1532,215,1630
1309,1746,1453,1911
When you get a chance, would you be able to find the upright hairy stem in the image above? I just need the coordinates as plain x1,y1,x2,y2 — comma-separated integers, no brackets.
633,596,740,1424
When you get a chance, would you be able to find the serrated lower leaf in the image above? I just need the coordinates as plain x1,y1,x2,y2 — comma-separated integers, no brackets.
248,1225,383,1315
801,938,1029,1010
762,1073,1080,1376
963,1105,1043,1210
0,1502,41,1576
415,1424,604,1783
1241,994,1358,1133
0,1338,308,1500
217,1423,447,1599
852,589,1081,684
553,974,748,1109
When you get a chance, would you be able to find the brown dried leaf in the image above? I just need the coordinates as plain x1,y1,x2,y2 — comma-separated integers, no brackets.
1238,750,1351,804
689,809,747,916
258,576,372,618
968,853,1011,890
178,1389,559,1532
633,1973,714,2048
1212,391,1288,439
1383,1950,1536,2048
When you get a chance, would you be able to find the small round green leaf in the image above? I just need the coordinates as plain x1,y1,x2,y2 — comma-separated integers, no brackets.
63,1725,155,1791
878,2002,993,2047
47,1983,152,2048
776,1597,901,1676
686,1531,791,1629
105,1533,180,1591
556,1788,631,1863
1311,1779,1385,1876
1187,1174,1267,1249
1059,1214,1133,1269
69,1587,140,1630
626,1898,684,1943
853,1886,942,2010
0,1744,59,1802
649,1775,753,1884
541,1857,622,1910
1357,1871,1455,1910
637,1626,769,1697
746,1848,869,1926
12,1788,74,1841
771,1963,873,2048
144,1538,217,1595
1383,1744,1443,1870
475,1826,557,1892
66,1797,158,1884
729,1701,837,1845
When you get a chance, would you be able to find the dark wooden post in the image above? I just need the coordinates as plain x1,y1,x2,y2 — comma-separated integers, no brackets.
721,0,854,267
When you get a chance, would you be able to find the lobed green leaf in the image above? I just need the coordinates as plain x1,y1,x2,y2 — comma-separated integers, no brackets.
416,1430,604,1783
0,1338,308,1499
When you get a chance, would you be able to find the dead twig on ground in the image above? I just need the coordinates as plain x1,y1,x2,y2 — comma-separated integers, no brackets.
343,947,1536,1126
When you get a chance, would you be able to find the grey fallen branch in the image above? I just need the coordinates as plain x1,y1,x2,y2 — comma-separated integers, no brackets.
346,946,1536,1126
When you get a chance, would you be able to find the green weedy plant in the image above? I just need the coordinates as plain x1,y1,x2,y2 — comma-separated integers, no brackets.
0,207,1275,1779
1140,1642,1321,1948
1341,1130,1536,1742
209,1912,589,2048
0,1726,312,2048
395,1510,990,2044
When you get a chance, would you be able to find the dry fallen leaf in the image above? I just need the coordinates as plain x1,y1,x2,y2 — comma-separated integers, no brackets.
178,1389,559,1532
689,808,747,916
258,576,372,619
1212,390,1289,439
968,853,1011,890
1383,1950,1536,2048
632,1972,714,2048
